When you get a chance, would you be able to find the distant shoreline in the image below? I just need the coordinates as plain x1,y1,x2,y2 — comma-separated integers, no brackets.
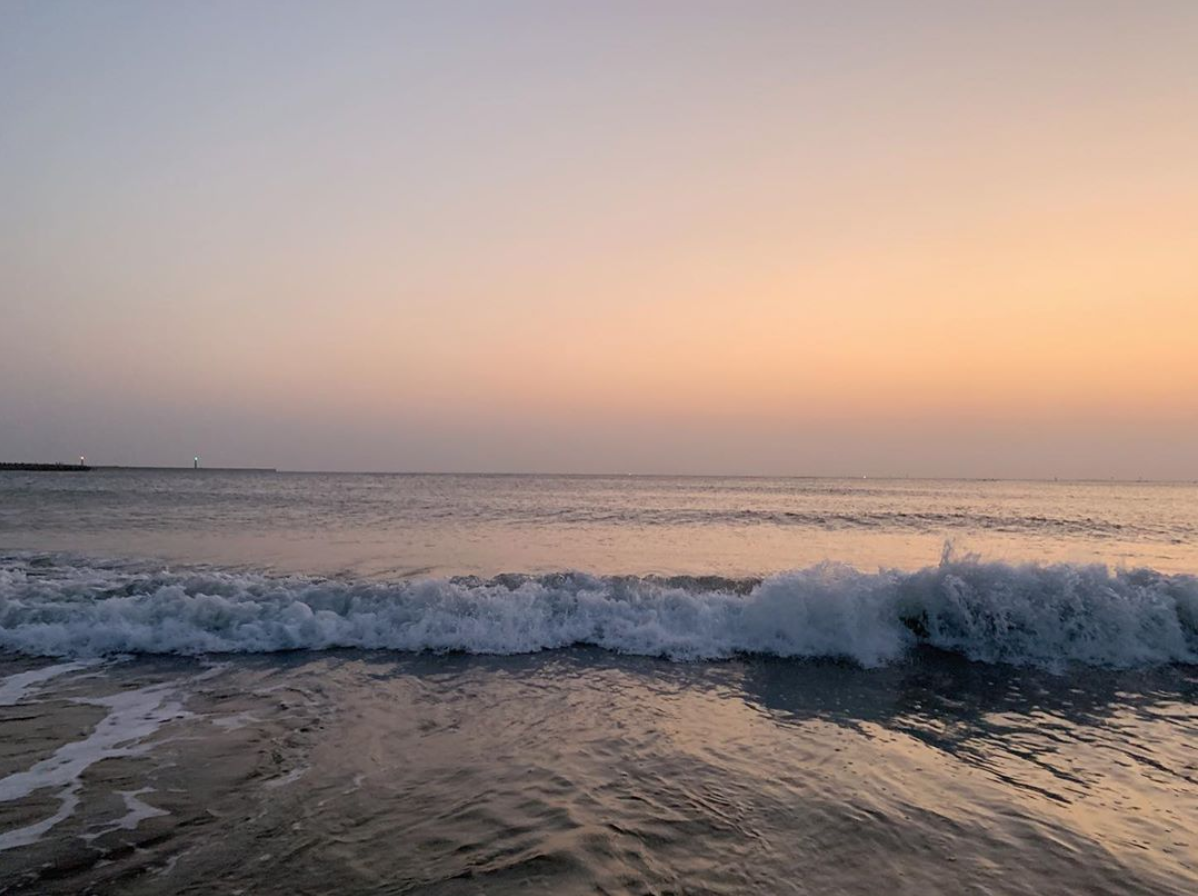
0,462,91,472
0,463,276,473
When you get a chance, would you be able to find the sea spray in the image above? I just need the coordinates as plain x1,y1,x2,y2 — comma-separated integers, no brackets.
0,555,1195,667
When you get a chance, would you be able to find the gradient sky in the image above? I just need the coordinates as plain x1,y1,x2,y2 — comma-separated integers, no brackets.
2,1,1196,477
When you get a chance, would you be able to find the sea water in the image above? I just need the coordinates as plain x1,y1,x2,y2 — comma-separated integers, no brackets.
0,472,1195,893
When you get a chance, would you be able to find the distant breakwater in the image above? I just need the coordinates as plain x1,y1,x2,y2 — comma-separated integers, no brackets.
0,462,91,472
1,463,277,473
93,466,278,473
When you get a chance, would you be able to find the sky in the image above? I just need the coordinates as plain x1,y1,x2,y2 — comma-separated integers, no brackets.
2,1,1196,477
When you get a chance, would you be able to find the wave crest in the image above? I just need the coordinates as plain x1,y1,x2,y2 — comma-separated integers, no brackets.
1,556,1195,667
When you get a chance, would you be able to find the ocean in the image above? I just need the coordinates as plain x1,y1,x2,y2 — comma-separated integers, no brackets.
0,471,1195,894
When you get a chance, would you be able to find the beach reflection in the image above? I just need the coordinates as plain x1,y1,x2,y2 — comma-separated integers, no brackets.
0,650,1194,895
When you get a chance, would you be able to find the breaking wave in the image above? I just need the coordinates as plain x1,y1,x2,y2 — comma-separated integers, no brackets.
1,554,1195,668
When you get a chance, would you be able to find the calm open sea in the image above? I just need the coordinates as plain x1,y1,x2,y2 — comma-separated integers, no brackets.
1,471,1195,893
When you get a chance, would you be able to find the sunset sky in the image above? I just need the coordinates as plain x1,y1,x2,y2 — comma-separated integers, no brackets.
3,1,1196,477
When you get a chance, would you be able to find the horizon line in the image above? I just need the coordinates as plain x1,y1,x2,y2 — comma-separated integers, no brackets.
28,465,1194,484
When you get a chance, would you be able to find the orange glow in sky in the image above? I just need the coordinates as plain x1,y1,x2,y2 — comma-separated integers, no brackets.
2,2,1196,476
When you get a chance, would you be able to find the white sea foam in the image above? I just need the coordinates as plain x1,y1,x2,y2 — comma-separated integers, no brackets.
0,670,209,851
81,788,169,843
0,660,101,706
0,557,1195,668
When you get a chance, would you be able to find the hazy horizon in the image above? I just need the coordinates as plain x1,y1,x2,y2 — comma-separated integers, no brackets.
4,1,1196,479
5,463,1195,484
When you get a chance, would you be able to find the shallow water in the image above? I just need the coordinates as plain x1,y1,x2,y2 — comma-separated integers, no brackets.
0,651,1194,894
1,472,1196,893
